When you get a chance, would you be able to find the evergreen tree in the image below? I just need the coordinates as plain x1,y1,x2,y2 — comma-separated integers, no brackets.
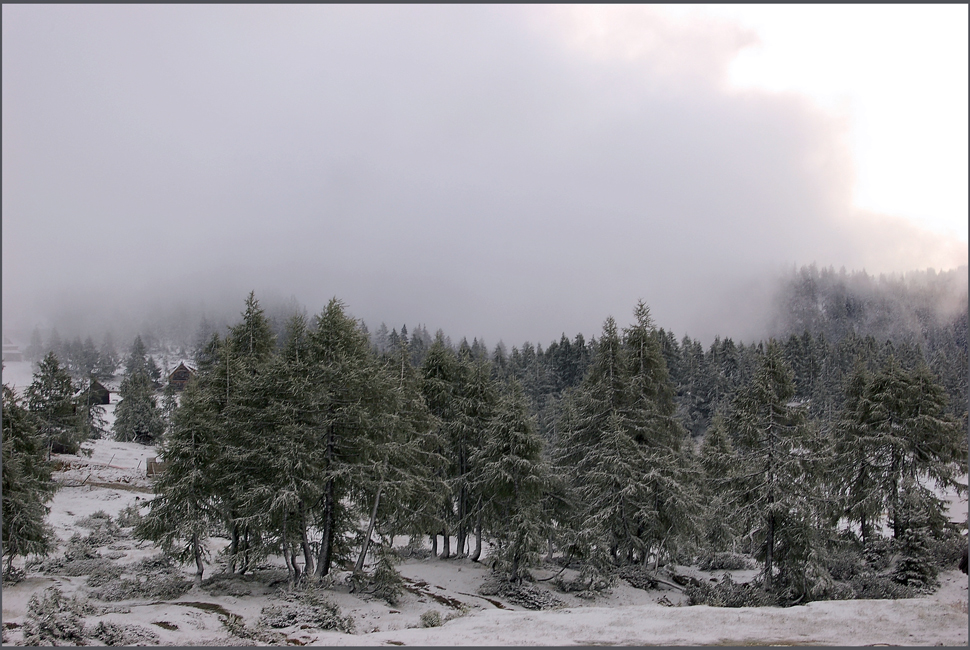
113,338,165,444
698,415,738,554
2,384,57,577
724,341,825,597
419,335,466,558
136,377,218,583
25,352,84,457
25,328,44,363
113,370,164,444
95,332,119,380
835,355,965,541
557,307,698,574
475,378,552,582
304,299,396,579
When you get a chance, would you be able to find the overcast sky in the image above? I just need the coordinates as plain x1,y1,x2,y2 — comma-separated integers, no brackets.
3,5,967,347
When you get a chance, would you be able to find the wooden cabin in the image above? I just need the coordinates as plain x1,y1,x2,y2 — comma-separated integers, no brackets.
2,336,23,362
168,361,196,390
83,379,111,405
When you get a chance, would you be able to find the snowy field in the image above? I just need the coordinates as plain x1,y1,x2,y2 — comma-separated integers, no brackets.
1,433,967,646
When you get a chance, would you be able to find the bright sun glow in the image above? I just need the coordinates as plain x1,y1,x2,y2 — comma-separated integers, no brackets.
664,4,969,243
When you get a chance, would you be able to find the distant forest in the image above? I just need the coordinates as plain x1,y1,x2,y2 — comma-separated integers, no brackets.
6,263,967,606
22,264,970,438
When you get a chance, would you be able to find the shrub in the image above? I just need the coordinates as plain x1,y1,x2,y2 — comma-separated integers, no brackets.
75,512,122,546
419,610,443,628
89,554,191,601
115,503,144,528
850,574,918,600
259,589,355,633
825,545,867,582
480,577,566,610
617,565,658,590
201,572,254,597
86,562,124,587
20,587,87,646
684,574,778,608
370,547,404,606
697,552,754,572
91,620,159,646
927,528,967,570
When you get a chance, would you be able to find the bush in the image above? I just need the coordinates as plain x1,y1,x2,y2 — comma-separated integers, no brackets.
259,589,355,633
697,552,755,572
75,512,122,546
825,545,867,582
20,587,87,646
850,574,918,600
617,565,658,590
91,620,159,646
89,554,192,601
927,528,967,570
201,572,254,597
684,574,778,608
86,562,124,587
368,546,404,606
480,577,566,610
115,503,144,529
419,610,443,628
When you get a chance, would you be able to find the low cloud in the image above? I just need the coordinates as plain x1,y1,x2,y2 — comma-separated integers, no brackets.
2,6,964,346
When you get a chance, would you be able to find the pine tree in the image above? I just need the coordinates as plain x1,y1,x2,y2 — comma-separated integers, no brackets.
113,367,164,444
304,299,396,579
2,384,57,577
835,355,965,541
25,352,84,457
698,415,738,559
419,335,466,558
136,377,218,583
475,378,552,582
724,341,824,596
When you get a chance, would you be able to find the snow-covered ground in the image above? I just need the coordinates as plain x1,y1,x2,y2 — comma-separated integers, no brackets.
2,436,967,646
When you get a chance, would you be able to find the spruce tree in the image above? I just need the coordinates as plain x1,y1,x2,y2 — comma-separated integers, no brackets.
835,355,965,541
113,367,164,444
2,384,57,578
475,378,552,582
25,352,84,457
136,377,218,583
724,341,825,597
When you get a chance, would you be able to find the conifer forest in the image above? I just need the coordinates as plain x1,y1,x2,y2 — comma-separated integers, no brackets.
4,264,966,628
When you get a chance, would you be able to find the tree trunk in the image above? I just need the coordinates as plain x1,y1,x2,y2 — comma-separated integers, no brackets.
441,526,451,559
290,543,302,584
192,532,204,585
283,540,295,589
314,424,338,579
229,521,240,574
764,513,774,590
354,483,383,577
301,523,315,579
471,513,483,562
315,477,336,578
431,533,438,558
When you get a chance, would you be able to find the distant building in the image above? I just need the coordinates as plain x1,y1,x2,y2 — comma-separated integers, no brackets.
168,361,196,390
82,379,111,406
2,336,23,362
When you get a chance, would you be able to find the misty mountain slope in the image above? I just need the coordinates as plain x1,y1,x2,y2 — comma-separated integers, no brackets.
768,264,968,347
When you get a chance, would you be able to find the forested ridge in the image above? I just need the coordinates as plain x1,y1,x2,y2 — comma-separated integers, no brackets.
4,264,967,608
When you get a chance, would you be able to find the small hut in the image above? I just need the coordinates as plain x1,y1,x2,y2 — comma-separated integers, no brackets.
2,336,23,362
168,361,196,391
83,379,111,405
